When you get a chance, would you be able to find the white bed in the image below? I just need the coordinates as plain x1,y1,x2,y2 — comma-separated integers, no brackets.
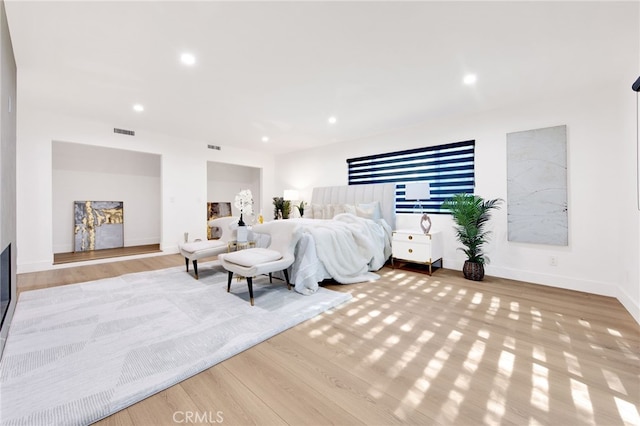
285,183,396,294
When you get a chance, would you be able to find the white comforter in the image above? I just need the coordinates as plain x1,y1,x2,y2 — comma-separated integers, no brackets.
288,214,392,294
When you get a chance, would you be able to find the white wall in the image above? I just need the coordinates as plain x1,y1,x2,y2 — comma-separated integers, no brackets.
52,141,161,253
207,161,261,226
16,107,277,273
275,80,640,323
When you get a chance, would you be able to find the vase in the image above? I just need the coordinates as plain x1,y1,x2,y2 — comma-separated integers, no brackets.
236,225,248,242
238,212,245,226
463,260,484,281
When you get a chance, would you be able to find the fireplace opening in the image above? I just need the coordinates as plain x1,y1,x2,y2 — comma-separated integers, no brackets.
0,243,10,330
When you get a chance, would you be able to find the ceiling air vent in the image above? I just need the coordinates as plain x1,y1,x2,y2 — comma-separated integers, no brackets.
114,127,135,136
207,144,221,150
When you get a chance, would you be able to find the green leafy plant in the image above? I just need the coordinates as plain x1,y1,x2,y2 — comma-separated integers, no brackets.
296,201,306,217
272,197,291,219
442,193,502,267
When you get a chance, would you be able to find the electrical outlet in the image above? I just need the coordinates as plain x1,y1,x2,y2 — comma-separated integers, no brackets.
549,256,558,266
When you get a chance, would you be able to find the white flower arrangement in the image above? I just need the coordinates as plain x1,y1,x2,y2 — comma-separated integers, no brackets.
234,189,253,216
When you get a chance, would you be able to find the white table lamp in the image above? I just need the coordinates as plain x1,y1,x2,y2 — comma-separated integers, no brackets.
283,189,299,201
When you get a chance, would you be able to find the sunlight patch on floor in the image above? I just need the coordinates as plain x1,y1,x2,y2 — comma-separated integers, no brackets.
362,323,385,340
530,362,549,412
388,329,435,378
563,351,582,377
607,327,622,337
478,328,491,340
327,332,344,345
503,335,515,350
471,292,483,305
601,368,628,395
532,345,546,363
364,348,387,366
453,288,467,303
463,339,486,374
486,296,501,318
484,349,515,424
383,334,401,348
570,378,595,424
441,388,465,423
307,324,332,338
559,333,572,344
509,301,520,320
614,396,640,426
530,307,542,330
383,313,398,325
400,317,417,333
389,271,408,281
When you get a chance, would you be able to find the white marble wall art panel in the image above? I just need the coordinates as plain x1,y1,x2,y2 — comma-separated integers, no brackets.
507,125,568,245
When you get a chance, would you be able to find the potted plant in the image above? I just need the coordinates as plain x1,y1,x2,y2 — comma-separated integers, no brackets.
272,197,291,219
441,193,502,281
295,201,306,218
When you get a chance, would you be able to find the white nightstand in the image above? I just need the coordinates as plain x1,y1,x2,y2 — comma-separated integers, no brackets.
391,230,443,275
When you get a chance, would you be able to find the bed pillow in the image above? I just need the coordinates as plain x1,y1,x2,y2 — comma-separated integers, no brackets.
332,204,347,217
322,204,335,219
356,201,382,221
343,204,356,215
311,204,324,219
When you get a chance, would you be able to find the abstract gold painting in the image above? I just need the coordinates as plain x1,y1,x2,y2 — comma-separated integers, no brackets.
207,202,231,240
74,201,124,252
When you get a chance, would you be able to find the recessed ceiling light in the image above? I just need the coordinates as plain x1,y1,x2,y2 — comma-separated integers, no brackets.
463,74,477,85
180,53,196,66
133,104,144,112
262,136,269,143
328,116,337,124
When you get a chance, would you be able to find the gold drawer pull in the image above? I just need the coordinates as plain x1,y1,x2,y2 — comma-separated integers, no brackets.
408,249,413,253
408,235,413,240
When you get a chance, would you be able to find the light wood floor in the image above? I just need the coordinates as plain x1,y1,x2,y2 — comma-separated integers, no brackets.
17,255,640,425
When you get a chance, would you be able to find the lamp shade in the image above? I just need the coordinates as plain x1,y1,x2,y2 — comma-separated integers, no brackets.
405,182,431,200
283,189,299,200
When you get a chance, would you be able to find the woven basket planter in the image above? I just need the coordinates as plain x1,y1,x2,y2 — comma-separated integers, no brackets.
463,260,484,281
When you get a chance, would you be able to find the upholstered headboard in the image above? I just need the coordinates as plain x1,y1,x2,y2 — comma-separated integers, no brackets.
311,183,396,229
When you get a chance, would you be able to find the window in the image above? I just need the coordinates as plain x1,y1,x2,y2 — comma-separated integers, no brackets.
347,140,475,214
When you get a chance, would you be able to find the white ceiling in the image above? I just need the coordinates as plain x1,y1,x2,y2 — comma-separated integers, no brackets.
4,1,639,154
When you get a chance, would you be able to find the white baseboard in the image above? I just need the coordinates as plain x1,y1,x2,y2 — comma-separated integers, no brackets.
485,264,616,297
443,260,638,325
617,286,640,325
161,243,179,254
444,259,612,294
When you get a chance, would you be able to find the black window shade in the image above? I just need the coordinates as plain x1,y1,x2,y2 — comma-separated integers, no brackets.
347,140,475,214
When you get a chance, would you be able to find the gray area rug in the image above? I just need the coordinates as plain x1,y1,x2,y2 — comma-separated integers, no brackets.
0,263,351,425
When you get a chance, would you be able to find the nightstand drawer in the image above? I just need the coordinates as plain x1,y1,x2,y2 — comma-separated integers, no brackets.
393,240,432,263
392,231,431,244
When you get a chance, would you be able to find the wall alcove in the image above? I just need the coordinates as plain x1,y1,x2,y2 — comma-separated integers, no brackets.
51,141,162,264
207,161,262,225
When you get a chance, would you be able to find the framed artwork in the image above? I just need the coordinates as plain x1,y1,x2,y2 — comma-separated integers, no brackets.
74,201,124,252
507,125,568,245
207,202,232,239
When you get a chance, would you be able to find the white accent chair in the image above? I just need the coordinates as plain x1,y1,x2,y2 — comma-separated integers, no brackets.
218,220,301,306
179,216,237,279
